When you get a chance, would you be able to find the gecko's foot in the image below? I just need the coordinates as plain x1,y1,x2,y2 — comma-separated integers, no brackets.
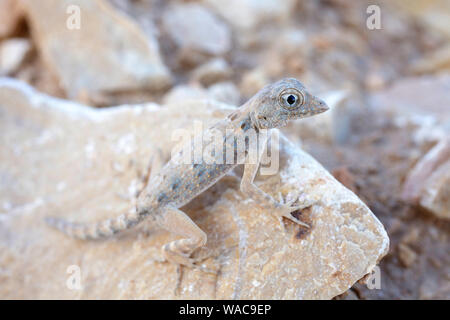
275,191,313,229
165,250,218,296
163,249,217,275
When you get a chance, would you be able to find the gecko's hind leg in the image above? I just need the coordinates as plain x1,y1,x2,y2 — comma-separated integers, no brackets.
157,206,215,274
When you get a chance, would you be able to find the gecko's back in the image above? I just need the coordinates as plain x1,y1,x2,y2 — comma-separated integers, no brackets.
139,115,253,211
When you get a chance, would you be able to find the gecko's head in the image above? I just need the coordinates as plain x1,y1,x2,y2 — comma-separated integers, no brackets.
249,78,329,129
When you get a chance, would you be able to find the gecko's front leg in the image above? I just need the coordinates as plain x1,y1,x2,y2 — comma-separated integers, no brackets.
239,134,311,228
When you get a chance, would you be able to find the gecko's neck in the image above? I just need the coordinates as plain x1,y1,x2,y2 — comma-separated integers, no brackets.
227,101,260,134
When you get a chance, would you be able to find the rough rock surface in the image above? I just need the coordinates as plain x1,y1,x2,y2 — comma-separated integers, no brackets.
20,0,171,103
0,79,388,299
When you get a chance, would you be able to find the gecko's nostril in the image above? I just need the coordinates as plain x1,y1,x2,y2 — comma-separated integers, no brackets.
316,99,329,112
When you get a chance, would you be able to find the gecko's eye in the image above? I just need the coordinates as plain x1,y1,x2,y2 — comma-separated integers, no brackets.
280,89,304,110
287,95,296,104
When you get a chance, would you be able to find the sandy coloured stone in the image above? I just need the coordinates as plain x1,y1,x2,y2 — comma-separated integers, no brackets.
0,0,23,38
420,160,450,220
162,3,231,64
0,38,31,75
191,58,232,86
20,0,171,102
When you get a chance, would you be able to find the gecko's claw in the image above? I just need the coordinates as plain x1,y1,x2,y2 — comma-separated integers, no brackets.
163,249,217,275
275,191,312,229
185,253,217,275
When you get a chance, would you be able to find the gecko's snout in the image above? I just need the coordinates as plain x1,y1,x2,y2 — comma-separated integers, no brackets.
319,99,329,112
314,97,329,114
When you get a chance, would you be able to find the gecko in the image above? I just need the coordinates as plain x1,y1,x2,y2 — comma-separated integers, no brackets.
46,78,329,271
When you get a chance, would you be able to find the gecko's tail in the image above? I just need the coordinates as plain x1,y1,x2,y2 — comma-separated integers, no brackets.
45,208,149,240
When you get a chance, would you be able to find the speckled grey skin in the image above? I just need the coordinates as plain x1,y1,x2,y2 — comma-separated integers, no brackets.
46,78,329,269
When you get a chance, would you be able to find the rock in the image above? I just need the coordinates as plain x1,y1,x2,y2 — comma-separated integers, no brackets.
191,58,232,86
420,160,450,220
0,38,31,75
371,75,450,127
204,0,295,33
263,29,307,77
20,0,171,103
371,75,450,151
365,72,387,91
0,0,23,38
207,81,240,106
402,139,450,205
398,243,417,268
163,82,240,106
0,79,389,299
374,75,450,220
162,3,231,66
162,84,208,104
391,0,450,39
240,68,269,97
412,45,450,75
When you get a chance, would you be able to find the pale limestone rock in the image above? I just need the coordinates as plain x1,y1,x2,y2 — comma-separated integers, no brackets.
371,75,450,153
204,0,295,32
0,0,23,38
371,75,450,129
412,45,450,75
420,160,450,220
204,0,295,47
207,81,240,106
0,38,31,75
374,76,450,220
191,58,232,86
398,243,417,268
163,82,240,106
163,84,208,105
391,0,450,39
402,139,450,204
0,79,389,299
240,68,269,97
162,3,231,65
20,0,171,102
373,76,450,220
